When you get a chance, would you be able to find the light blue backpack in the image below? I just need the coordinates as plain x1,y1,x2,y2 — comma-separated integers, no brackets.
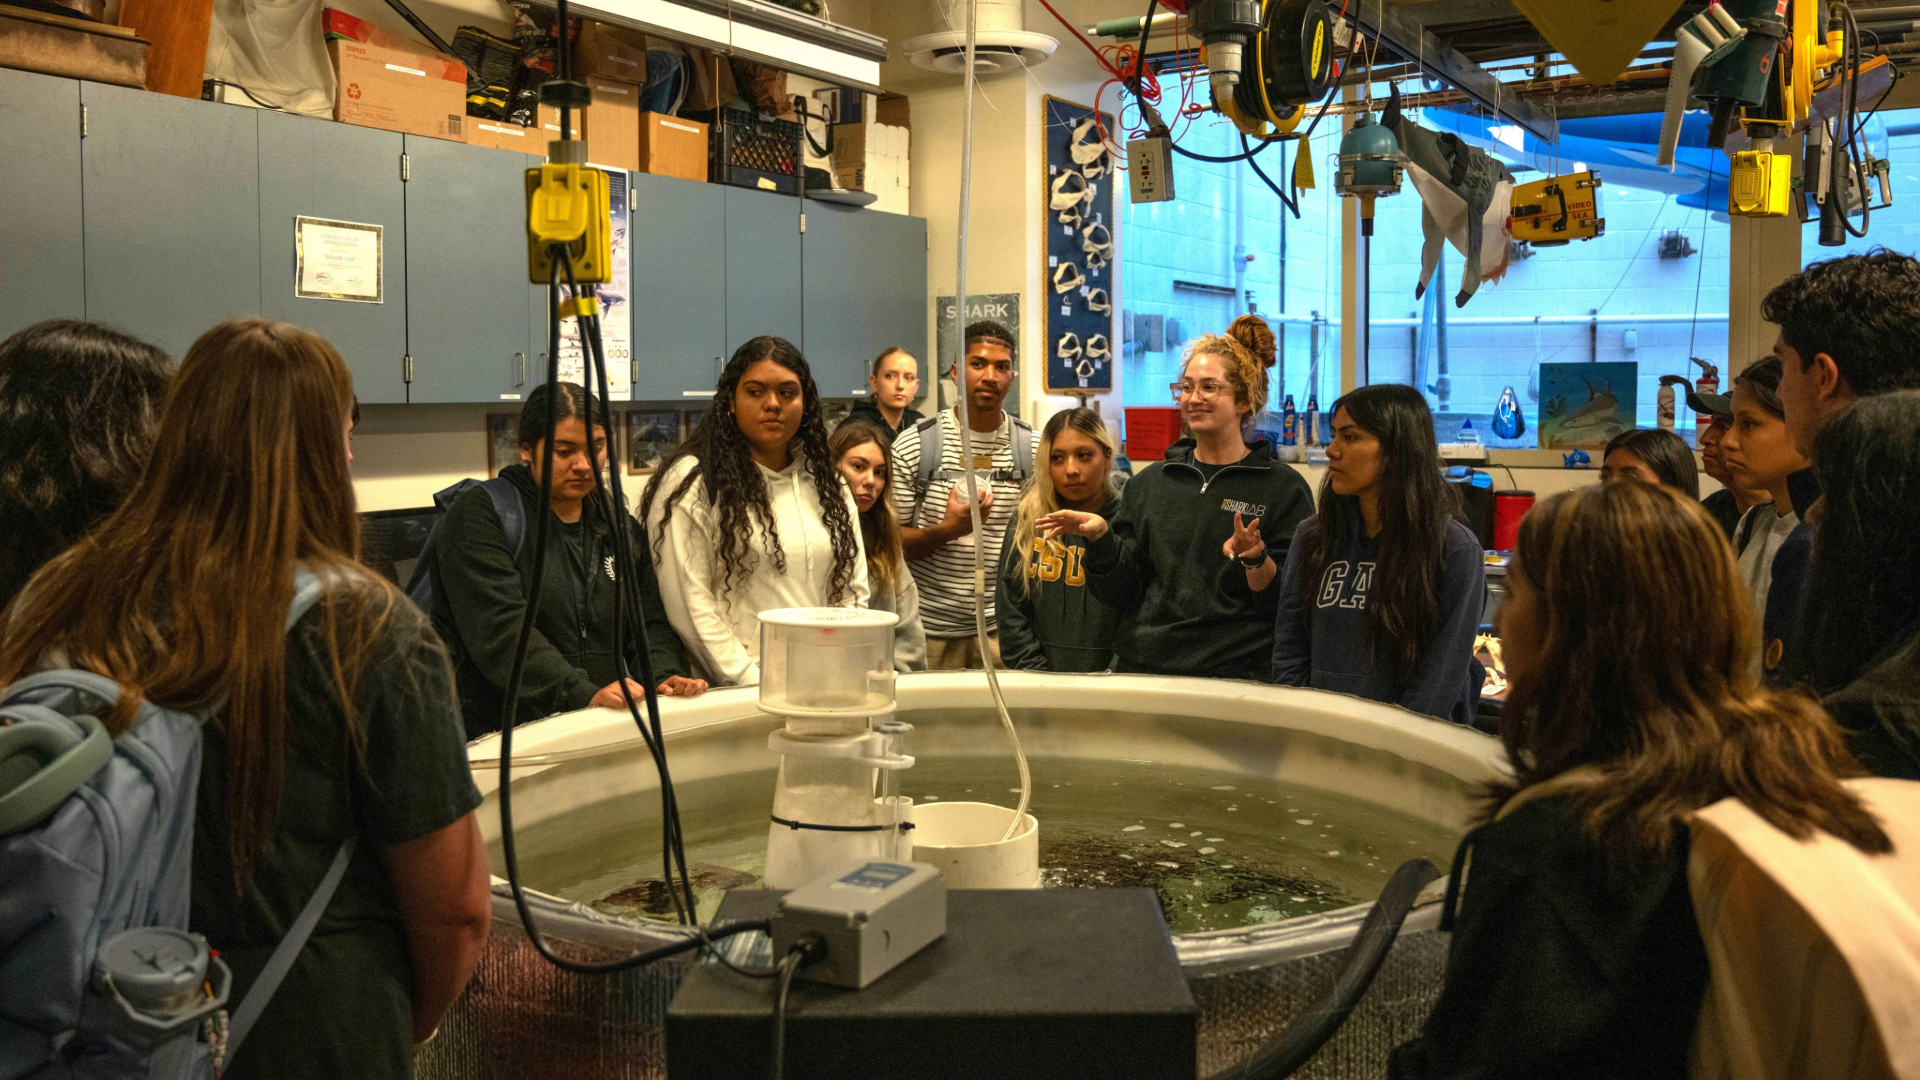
0,571,353,1079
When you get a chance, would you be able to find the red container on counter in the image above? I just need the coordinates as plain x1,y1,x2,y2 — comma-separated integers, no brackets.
1492,490,1535,552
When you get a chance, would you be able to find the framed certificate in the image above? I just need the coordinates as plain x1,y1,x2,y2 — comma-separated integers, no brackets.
294,216,383,303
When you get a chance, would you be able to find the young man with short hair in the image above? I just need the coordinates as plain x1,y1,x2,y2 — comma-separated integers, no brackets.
1689,386,1768,539
1759,249,1920,677
889,321,1039,670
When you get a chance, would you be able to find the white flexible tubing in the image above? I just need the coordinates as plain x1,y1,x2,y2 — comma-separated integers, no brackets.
951,0,1032,842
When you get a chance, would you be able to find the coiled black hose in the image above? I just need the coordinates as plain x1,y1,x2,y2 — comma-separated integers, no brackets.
1207,856,1444,1080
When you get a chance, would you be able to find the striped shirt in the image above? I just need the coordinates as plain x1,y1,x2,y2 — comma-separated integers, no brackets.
890,408,1037,637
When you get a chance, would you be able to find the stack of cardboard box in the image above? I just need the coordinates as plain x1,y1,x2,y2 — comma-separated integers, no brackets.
323,8,466,142
831,92,910,215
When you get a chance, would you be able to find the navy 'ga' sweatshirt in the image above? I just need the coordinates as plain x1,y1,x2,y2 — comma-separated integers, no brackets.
1271,515,1487,724
997,493,1124,672
1083,439,1314,681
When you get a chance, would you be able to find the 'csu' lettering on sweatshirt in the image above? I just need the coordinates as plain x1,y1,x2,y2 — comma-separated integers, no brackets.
1083,439,1315,681
1270,515,1487,724
997,492,1124,673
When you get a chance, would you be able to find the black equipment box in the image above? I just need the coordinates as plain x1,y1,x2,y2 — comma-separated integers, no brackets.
667,888,1197,1080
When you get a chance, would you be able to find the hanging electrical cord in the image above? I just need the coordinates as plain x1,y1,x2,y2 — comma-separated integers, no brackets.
489,0,766,974
953,0,1033,842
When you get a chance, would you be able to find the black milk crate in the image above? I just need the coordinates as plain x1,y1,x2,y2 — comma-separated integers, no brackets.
708,107,802,194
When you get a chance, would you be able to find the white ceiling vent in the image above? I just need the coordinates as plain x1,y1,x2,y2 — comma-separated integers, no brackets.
901,0,1059,73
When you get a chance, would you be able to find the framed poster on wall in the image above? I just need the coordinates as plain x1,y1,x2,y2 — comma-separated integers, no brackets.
1042,95,1117,395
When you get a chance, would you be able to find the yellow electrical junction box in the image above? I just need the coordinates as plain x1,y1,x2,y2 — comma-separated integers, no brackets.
1509,171,1605,245
1729,148,1793,217
525,162,613,285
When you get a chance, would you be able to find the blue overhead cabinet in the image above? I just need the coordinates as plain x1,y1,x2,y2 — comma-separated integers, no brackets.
401,136,534,404
258,111,409,403
80,81,261,361
0,68,84,341
801,201,929,399
628,171,727,401
0,69,931,406
724,186,803,358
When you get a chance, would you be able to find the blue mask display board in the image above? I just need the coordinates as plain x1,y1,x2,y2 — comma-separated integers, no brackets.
1042,95,1117,395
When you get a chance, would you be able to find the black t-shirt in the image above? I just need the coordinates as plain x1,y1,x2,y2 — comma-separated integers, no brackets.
190,590,482,1080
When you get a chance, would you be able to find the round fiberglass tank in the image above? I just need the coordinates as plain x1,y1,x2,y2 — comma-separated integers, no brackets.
416,672,1506,1080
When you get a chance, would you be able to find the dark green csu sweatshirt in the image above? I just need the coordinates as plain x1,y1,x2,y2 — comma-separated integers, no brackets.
429,464,689,739
1083,439,1314,681
996,493,1124,673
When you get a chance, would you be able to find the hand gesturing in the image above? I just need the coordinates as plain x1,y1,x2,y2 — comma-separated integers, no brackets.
1222,512,1265,562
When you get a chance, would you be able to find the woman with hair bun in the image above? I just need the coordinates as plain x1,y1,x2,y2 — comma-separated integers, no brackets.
1040,334,1312,681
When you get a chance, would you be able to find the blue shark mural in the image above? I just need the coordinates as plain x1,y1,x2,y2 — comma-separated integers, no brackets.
1420,106,1889,216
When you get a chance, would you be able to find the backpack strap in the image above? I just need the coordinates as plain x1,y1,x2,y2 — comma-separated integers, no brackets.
220,569,359,1057
477,476,526,560
222,834,359,1059
1009,416,1035,481
909,415,946,523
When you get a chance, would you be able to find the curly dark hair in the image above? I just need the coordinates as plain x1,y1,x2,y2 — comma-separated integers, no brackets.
964,319,1016,360
1761,248,1920,397
0,320,173,608
641,336,859,604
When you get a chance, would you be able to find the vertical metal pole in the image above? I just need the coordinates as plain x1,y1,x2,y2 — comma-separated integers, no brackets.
1435,247,1451,409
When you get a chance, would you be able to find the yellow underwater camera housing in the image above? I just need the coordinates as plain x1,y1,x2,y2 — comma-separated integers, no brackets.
1509,171,1606,245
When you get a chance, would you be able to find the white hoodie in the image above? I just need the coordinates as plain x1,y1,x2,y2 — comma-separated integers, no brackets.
647,453,869,686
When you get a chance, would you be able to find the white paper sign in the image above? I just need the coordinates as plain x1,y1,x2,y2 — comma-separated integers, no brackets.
294,217,382,303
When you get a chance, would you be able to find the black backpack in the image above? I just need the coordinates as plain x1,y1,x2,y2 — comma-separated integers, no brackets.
403,477,525,615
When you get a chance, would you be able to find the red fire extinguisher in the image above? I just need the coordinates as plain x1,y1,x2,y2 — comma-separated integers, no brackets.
1690,356,1720,437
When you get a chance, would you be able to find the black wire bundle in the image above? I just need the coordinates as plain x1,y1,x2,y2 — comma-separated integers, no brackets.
491,0,766,975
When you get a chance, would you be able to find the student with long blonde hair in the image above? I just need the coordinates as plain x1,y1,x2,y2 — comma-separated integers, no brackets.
829,421,926,672
996,407,1123,672
1042,334,1313,680
1391,481,1889,1079
0,319,490,1079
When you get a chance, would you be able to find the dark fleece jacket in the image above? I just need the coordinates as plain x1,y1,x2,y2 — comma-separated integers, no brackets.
428,464,687,738
1082,439,1313,681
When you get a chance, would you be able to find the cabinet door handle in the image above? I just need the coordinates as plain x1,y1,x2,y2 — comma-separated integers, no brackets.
514,352,527,387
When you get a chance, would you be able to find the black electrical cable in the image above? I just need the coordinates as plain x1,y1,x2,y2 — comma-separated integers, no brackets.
1243,131,1302,218
1168,80,1339,166
492,4,740,959
769,934,826,1080
769,949,805,1080
564,253,700,923
493,251,764,973
1205,857,1442,1080
1128,0,1161,100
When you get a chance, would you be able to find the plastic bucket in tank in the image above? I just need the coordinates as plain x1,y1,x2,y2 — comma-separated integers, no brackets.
909,801,1039,889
